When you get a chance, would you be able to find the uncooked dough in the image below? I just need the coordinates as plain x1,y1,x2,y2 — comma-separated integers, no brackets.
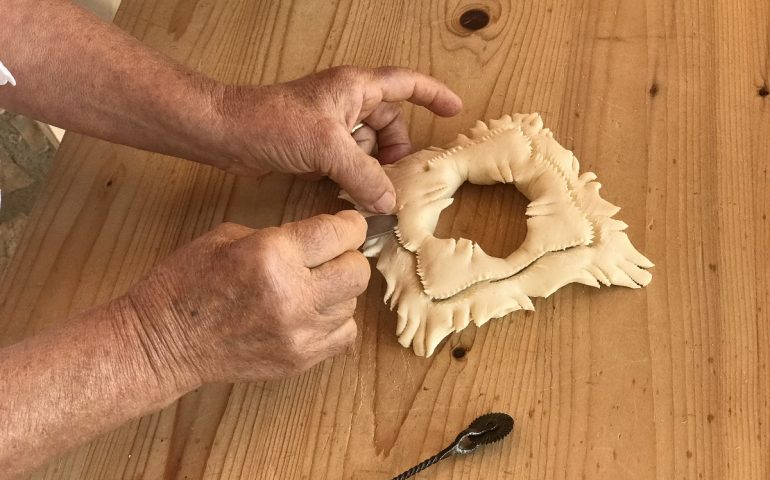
343,113,653,357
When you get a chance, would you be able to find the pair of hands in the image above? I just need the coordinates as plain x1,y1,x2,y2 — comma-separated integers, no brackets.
121,66,462,387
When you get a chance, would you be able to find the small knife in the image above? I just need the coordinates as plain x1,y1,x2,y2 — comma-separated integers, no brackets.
364,214,397,242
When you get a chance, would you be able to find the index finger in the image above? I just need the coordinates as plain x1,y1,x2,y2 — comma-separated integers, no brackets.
367,67,463,117
282,210,367,268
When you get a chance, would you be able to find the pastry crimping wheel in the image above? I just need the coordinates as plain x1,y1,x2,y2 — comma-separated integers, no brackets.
344,113,653,357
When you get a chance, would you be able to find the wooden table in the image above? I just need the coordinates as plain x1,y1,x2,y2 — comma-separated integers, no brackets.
2,1,768,478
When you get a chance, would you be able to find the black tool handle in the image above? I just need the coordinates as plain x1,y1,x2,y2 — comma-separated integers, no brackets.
391,444,456,480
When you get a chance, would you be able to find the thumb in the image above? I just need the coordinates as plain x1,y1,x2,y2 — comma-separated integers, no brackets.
323,127,396,214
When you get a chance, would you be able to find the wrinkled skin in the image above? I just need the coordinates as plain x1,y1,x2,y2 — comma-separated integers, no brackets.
212,66,463,213
0,1,464,475
124,211,371,384
117,66,462,383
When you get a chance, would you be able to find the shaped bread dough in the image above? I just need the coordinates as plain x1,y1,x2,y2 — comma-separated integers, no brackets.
381,113,596,300
343,113,653,356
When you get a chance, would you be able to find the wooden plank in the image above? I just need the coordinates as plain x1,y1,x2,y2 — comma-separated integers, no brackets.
0,0,766,478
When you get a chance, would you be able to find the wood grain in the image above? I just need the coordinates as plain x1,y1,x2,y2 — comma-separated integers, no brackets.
0,0,767,478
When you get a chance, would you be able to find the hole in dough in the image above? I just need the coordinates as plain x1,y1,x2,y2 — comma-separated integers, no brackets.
434,182,529,259
341,113,653,357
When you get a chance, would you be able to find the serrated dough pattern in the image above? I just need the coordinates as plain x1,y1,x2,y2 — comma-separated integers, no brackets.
343,113,653,356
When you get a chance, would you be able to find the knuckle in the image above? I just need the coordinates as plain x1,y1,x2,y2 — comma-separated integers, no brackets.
329,252,370,297
344,321,358,345
332,320,358,350
340,298,358,316
349,253,372,292
313,213,337,226
247,230,291,279
280,330,309,364
253,226,284,247
258,227,291,255
285,351,309,373
325,216,349,246
294,352,317,372
374,65,407,78
323,66,369,102
212,221,235,235
248,235,277,261
327,65,359,84
211,222,243,241
287,331,307,352
301,214,337,247
298,214,341,249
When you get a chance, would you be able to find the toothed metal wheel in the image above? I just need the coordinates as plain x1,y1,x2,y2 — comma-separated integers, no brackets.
392,412,514,479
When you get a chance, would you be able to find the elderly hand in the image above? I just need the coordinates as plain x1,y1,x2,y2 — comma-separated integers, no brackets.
120,210,369,384
0,1,465,471
210,66,462,213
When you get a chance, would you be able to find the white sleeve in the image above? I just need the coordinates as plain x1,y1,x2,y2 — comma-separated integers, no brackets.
0,59,14,209
0,60,17,86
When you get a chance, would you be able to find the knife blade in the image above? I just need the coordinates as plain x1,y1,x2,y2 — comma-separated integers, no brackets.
364,214,397,242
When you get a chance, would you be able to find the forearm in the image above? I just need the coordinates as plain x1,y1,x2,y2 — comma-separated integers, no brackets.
0,0,227,165
0,298,197,478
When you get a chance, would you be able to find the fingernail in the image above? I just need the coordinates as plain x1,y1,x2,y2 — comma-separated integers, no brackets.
373,191,396,213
